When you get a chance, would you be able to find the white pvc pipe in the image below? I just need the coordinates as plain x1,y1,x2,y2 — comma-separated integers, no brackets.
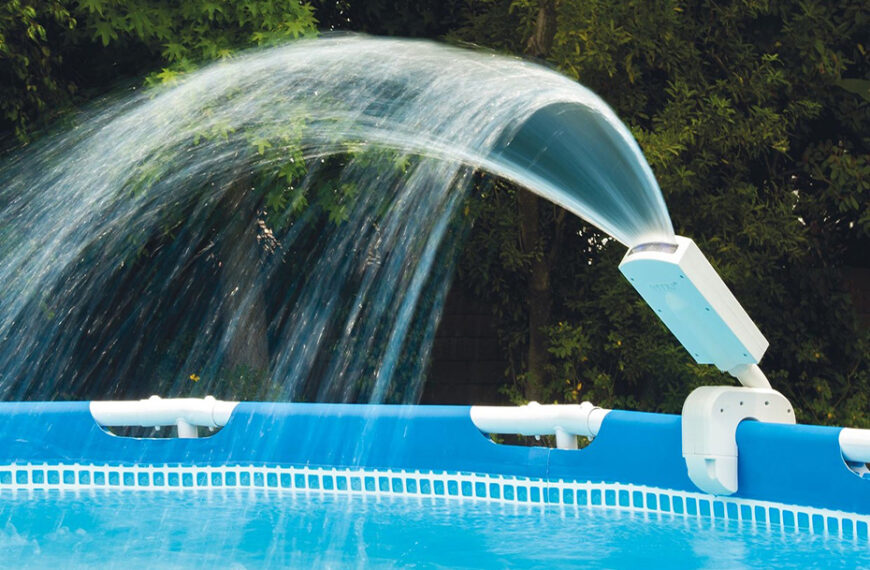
176,419,199,439
470,401,610,442
554,427,578,450
90,395,237,429
840,428,870,464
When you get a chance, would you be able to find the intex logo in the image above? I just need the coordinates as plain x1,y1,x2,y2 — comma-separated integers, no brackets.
649,282,678,292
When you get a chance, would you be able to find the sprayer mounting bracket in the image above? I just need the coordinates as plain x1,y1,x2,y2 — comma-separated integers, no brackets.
682,385,795,495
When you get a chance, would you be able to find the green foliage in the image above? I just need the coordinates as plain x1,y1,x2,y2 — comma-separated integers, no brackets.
0,0,76,140
0,0,317,141
310,0,465,38
454,0,869,425
443,0,526,53
75,0,316,66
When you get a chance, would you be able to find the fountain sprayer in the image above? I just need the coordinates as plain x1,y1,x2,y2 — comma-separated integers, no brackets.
619,236,795,495
618,236,770,388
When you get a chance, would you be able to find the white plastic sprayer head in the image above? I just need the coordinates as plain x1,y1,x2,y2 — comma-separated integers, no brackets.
618,236,771,389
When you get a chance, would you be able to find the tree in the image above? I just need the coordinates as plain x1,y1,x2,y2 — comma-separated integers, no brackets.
1,0,317,142
0,1,76,141
453,0,869,425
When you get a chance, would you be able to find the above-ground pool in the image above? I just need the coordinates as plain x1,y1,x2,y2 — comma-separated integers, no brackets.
0,400,867,567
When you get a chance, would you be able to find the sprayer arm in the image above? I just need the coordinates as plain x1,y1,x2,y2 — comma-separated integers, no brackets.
618,236,770,388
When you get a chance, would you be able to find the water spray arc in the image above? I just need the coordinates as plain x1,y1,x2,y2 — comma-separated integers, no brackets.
0,36,674,404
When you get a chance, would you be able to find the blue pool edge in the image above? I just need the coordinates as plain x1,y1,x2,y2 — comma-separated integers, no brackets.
0,401,867,540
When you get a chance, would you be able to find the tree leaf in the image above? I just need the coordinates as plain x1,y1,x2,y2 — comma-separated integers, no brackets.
836,78,870,103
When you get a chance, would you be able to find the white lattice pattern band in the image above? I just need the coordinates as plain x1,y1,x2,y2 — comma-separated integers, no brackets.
1,462,867,542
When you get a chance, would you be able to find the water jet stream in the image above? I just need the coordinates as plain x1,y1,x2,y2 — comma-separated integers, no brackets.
0,36,673,403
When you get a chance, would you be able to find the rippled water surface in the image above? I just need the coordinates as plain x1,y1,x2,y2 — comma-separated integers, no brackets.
1,491,866,568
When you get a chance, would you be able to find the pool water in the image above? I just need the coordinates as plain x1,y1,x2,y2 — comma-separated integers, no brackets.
1,490,867,568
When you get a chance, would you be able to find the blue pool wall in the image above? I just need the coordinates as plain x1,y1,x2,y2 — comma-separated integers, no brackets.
0,402,866,516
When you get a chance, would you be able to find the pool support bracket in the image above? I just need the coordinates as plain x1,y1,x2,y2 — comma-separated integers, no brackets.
681,386,795,495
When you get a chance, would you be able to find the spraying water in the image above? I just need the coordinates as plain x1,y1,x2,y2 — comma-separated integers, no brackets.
0,36,674,403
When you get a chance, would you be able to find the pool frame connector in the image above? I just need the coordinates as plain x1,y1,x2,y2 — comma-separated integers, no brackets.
470,401,610,449
90,395,238,438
